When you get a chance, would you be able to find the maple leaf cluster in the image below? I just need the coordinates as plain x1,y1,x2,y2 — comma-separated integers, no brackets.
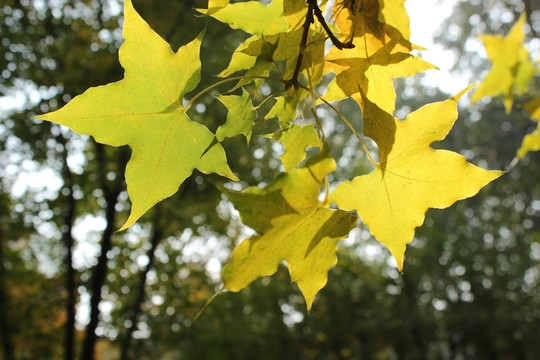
39,0,521,309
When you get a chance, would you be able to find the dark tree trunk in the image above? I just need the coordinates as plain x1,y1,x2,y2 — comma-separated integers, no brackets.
56,132,77,360
81,143,128,360
0,230,16,360
402,275,428,360
119,210,163,360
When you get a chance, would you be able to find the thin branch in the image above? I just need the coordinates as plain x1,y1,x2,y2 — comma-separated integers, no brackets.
309,0,355,49
288,2,315,88
183,76,252,110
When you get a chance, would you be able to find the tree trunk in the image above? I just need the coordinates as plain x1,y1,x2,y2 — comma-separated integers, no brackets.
56,132,77,360
0,229,16,360
119,210,163,360
80,143,128,360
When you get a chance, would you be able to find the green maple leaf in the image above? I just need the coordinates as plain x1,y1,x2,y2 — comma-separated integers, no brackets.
199,0,288,36
265,123,320,171
216,88,257,144
471,14,537,113
211,0,326,86
265,89,309,129
36,0,237,230
220,152,358,309
233,36,279,89
330,86,502,270
265,94,300,128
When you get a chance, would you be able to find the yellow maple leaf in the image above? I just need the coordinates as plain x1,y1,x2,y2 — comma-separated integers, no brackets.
378,0,411,41
220,152,358,310
331,0,417,54
470,14,537,113
324,0,434,113
330,86,503,270
517,97,540,158
264,123,320,171
324,48,436,113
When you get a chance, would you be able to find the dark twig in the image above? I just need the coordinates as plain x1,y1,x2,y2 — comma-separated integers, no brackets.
288,1,315,88
288,0,354,88
309,0,355,49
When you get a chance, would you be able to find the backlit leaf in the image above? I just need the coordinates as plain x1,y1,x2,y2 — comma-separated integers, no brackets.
517,97,540,158
330,86,503,270
198,0,288,36
324,0,434,113
36,0,237,230
216,88,257,144
211,0,326,87
265,89,304,128
265,123,320,171
220,152,358,309
378,0,411,41
324,50,436,113
470,14,536,113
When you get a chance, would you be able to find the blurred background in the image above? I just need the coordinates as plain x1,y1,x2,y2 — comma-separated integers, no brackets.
0,0,539,359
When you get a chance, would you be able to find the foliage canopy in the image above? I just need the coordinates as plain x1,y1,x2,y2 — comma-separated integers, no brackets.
34,0,540,310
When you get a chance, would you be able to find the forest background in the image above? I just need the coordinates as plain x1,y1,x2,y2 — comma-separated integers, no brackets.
0,0,539,359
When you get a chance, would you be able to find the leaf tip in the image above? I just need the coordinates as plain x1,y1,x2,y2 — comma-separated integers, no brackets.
117,221,132,233
453,83,477,101
192,287,224,323
394,253,405,272
117,210,141,232
196,27,207,41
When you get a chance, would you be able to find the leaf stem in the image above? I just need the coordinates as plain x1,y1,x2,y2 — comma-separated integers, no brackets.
185,76,292,111
299,86,378,168
254,90,284,110
184,76,247,110
185,75,376,168
306,68,331,203
505,156,519,171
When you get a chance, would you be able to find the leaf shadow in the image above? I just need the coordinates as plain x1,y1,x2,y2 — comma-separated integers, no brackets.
304,209,358,259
